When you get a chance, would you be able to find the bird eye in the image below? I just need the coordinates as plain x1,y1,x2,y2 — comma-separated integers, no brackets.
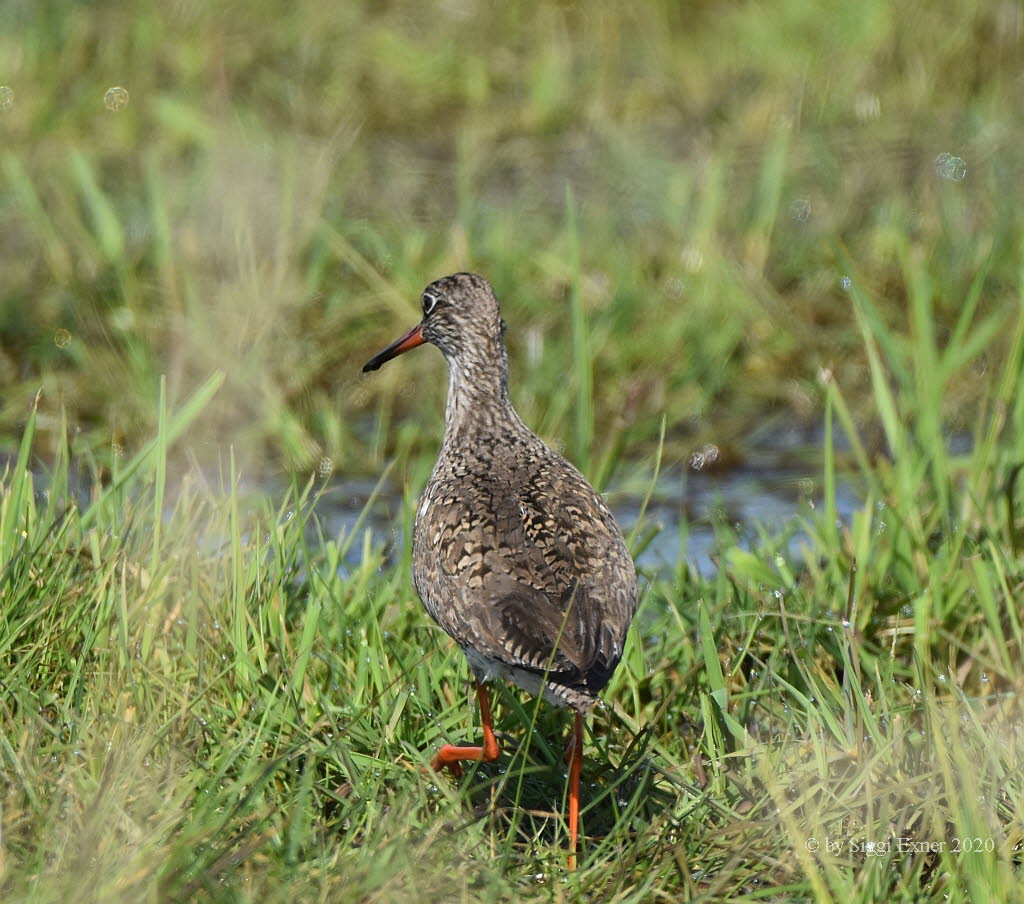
422,292,439,316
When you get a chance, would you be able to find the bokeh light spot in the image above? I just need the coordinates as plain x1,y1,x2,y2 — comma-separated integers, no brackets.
104,86,130,112
934,152,967,182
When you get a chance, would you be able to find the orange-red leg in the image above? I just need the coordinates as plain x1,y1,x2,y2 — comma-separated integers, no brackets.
429,683,500,776
567,712,584,871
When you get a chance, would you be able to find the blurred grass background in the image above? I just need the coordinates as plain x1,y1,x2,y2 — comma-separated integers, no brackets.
3,0,1022,474
3,2,1024,903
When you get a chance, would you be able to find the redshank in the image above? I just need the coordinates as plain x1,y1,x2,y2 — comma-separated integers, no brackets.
362,272,638,870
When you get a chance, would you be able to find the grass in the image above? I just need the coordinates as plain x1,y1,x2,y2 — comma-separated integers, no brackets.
2,1,1023,472
3,2,1024,901
2,249,1023,902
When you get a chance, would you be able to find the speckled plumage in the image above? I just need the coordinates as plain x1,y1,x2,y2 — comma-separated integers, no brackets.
365,272,637,714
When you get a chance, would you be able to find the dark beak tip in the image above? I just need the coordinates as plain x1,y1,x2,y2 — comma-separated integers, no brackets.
360,323,426,375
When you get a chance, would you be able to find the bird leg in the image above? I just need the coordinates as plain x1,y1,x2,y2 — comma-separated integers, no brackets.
429,682,500,777
567,711,584,871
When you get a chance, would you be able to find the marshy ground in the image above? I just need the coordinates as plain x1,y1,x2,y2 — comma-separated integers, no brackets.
1,3,1023,902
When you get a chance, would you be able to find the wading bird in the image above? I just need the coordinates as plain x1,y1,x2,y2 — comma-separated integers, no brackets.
362,273,637,870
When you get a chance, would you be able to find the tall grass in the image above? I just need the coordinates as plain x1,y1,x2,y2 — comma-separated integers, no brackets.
2,1,1022,473
2,246,1023,901
3,2,1024,901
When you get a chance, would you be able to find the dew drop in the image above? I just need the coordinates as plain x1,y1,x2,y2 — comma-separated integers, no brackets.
689,443,719,471
0,86,13,112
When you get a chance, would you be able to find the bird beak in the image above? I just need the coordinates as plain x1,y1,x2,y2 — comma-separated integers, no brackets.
362,323,427,372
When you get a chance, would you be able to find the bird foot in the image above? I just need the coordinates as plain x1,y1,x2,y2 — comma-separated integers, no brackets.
426,740,500,779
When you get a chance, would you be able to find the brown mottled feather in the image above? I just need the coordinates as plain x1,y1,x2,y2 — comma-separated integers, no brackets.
401,273,637,713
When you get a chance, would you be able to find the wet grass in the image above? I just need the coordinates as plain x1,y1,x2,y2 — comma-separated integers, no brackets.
3,2,1024,901
2,251,1024,902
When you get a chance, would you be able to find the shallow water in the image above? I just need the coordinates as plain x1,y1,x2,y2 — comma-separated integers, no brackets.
318,458,860,578
6,444,860,578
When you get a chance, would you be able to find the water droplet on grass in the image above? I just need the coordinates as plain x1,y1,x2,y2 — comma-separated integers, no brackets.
689,443,719,471
0,86,13,111
840,276,852,290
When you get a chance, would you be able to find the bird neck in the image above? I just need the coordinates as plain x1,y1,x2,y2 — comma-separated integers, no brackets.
441,338,521,438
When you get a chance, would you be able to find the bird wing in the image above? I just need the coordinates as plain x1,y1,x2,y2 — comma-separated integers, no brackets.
424,455,636,695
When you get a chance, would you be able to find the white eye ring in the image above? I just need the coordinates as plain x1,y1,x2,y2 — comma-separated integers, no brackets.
422,292,439,316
